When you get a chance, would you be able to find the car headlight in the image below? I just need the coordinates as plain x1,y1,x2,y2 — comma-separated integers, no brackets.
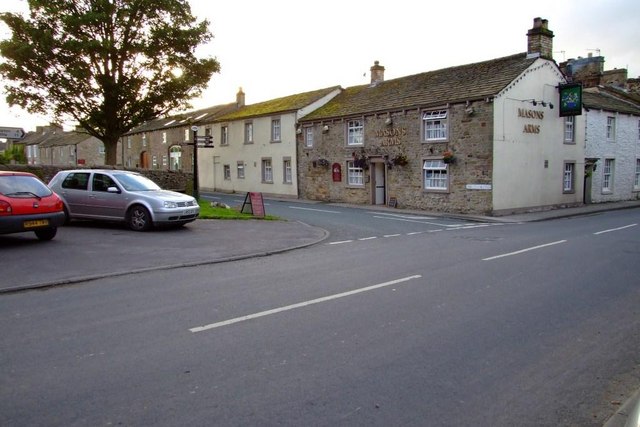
163,201,178,208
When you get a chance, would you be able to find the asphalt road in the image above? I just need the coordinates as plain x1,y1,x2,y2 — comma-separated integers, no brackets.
1,207,639,426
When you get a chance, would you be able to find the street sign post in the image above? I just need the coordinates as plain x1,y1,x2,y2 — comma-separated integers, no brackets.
0,127,26,140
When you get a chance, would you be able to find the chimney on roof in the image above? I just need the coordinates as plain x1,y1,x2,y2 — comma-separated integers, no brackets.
527,17,554,60
370,61,385,85
236,87,245,107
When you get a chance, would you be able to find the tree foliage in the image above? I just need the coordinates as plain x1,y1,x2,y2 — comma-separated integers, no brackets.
0,0,220,165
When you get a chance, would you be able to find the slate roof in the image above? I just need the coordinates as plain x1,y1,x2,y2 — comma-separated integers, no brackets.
38,131,95,147
583,87,640,116
125,102,238,135
214,86,341,122
301,53,539,122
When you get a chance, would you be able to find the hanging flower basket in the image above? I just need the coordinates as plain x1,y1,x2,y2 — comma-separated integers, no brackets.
392,154,409,166
442,150,455,164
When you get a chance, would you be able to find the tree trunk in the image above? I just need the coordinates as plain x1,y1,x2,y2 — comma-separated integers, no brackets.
103,137,119,166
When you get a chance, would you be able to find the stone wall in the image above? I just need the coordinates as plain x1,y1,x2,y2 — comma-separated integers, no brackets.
0,164,193,194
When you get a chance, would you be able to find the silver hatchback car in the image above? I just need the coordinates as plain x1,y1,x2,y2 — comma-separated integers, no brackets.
49,169,199,231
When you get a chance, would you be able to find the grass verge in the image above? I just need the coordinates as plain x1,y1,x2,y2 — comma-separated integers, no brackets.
198,200,278,220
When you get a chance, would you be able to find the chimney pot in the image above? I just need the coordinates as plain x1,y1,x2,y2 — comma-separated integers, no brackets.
370,61,385,85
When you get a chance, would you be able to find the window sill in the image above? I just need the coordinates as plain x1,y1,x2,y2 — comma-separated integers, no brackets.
422,140,448,144
423,188,450,194
346,184,365,189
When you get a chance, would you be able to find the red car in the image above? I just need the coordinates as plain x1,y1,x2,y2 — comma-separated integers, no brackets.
0,170,66,240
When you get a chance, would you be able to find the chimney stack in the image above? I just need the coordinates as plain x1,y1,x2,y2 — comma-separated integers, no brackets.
370,61,385,85
236,87,245,108
527,17,554,60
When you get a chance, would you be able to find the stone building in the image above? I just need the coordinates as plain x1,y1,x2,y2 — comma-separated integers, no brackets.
297,18,581,215
198,86,341,197
581,87,640,203
121,102,238,171
20,124,105,167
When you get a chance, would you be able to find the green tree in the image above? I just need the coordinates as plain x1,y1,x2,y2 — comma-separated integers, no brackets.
0,0,220,165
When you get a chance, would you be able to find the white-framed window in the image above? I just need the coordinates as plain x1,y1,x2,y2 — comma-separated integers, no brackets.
162,155,168,167
606,116,616,141
423,110,448,141
564,116,575,143
98,144,105,155
635,159,640,189
223,164,231,180
423,159,448,190
184,128,190,141
347,120,364,146
205,126,212,137
152,155,158,168
262,158,273,183
563,162,575,193
346,160,364,186
305,127,314,148
162,132,167,144
142,133,147,147
283,158,292,184
127,136,132,149
221,126,229,146
603,158,614,192
244,122,253,144
271,119,281,142
170,146,182,171
237,162,245,179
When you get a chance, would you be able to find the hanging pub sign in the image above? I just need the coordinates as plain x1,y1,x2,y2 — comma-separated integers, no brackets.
558,83,582,117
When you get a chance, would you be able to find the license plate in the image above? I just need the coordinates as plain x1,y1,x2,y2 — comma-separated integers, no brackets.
24,219,49,228
183,209,196,215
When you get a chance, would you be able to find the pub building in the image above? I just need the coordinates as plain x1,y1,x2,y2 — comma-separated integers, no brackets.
297,18,583,215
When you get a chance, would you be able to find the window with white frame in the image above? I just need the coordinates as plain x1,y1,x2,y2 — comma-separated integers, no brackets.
271,119,281,142
237,162,245,179
347,120,364,146
423,160,448,190
563,162,575,193
564,116,575,143
162,132,167,144
221,126,229,145
127,136,132,149
347,160,364,186
305,127,314,148
244,122,253,144
223,164,231,180
423,110,448,141
635,159,640,189
98,144,105,155
606,116,616,141
152,155,158,168
184,128,190,141
283,158,292,184
603,158,614,192
142,133,147,147
162,155,168,167
262,158,273,183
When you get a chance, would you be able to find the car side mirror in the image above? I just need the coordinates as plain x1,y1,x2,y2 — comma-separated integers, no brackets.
107,186,120,193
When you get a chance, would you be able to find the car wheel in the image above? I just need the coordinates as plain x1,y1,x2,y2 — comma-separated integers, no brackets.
127,205,152,231
34,227,57,241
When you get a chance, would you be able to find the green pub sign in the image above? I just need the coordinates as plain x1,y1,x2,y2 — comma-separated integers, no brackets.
558,83,582,117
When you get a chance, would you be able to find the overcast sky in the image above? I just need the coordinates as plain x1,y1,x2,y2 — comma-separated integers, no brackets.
1,0,639,133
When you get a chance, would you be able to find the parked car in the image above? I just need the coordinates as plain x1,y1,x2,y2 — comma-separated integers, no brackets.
0,170,66,240
48,169,199,231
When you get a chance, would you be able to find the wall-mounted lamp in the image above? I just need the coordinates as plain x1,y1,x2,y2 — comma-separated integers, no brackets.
528,99,554,109
385,117,393,126
465,107,475,116
322,125,329,133
296,127,302,134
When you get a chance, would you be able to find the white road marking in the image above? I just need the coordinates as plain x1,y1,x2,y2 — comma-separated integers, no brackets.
288,206,341,214
328,240,353,245
593,223,637,235
406,231,425,235
368,212,436,220
358,236,377,241
383,234,401,238
482,240,567,261
372,215,465,227
189,275,423,333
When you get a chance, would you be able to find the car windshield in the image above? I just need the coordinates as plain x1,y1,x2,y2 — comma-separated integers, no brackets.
0,175,52,198
112,173,161,191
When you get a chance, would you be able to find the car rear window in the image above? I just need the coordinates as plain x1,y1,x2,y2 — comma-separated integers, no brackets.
61,172,90,190
0,175,53,198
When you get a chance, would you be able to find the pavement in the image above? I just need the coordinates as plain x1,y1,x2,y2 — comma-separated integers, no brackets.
1,197,639,426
